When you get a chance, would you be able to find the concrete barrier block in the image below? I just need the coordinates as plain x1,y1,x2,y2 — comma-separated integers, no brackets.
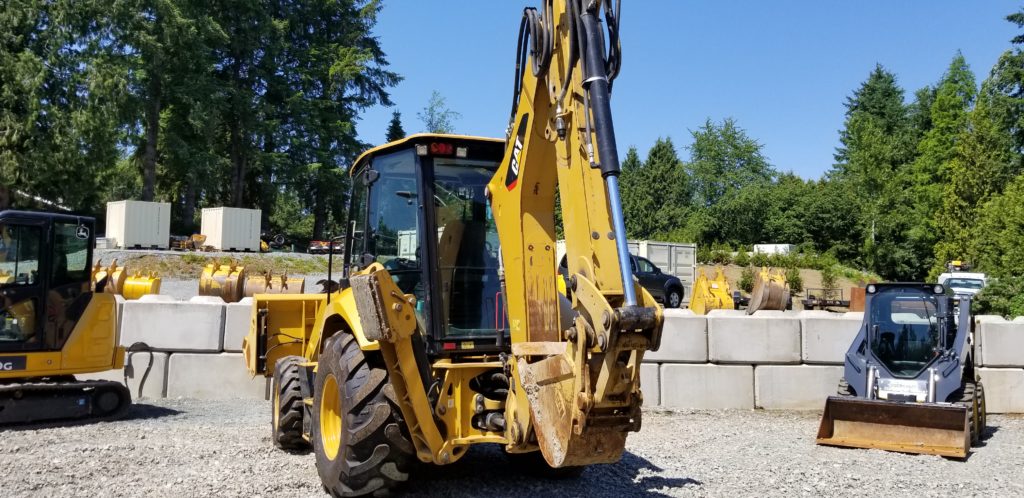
708,315,801,364
645,309,706,363
166,353,267,399
706,309,747,317
121,300,225,352
1015,316,1024,323
754,365,842,410
223,298,253,353
979,368,1024,413
190,295,226,304
138,294,178,303
801,314,862,364
751,310,800,318
977,317,1024,367
660,364,753,410
75,351,169,399
641,363,660,407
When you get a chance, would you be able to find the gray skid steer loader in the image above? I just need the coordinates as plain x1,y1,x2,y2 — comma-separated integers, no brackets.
816,283,986,458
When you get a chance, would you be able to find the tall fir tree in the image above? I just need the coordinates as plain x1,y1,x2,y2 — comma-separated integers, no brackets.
386,110,406,142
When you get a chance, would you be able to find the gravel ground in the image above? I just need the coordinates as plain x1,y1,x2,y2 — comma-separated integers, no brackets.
1,400,1021,497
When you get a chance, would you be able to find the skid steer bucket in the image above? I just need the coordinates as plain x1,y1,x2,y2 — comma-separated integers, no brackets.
816,396,970,458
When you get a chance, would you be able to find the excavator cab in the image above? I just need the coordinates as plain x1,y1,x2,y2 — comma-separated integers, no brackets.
343,135,508,356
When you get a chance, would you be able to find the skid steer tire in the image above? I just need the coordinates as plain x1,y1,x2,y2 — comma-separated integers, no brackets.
313,333,414,497
977,381,987,440
948,381,979,445
272,355,309,452
836,378,856,397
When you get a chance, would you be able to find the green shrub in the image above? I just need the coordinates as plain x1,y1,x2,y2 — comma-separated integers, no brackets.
974,276,1024,319
733,251,750,267
739,266,755,293
821,265,838,290
785,267,803,294
696,245,712,264
750,252,770,267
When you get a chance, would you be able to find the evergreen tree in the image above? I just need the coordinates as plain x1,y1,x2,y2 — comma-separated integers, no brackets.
910,53,976,277
934,82,1019,275
835,64,912,165
386,110,406,142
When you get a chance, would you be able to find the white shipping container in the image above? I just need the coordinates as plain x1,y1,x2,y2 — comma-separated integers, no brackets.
753,243,796,255
105,200,171,249
201,207,262,251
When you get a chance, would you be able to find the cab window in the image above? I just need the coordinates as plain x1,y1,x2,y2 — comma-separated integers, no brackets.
0,224,42,287
636,257,655,273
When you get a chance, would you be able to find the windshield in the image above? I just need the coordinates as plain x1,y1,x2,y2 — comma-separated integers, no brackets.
869,288,940,378
433,157,502,339
945,278,984,290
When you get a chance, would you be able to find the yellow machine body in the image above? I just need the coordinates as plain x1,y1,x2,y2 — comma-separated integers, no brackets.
0,292,125,380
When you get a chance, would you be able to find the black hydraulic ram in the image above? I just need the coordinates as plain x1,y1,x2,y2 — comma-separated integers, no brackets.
579,3,636,306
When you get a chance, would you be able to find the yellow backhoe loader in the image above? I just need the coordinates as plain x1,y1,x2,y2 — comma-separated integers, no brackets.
0,211,130,424
243,1,663,495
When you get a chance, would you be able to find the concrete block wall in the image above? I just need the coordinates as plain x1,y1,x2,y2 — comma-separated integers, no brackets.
644,310,1024,413
103,296,1024,411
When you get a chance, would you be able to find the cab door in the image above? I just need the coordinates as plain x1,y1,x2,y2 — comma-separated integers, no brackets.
0,217,47,355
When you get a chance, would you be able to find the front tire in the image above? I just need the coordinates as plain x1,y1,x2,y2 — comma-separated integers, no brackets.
313,333,414,497
836,378,856,397
272,355,309,451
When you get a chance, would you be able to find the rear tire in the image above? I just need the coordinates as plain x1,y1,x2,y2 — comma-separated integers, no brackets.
312,333,414,497
837,378,857,397
666,288,683,309
977,381,987,440
272,355,309,451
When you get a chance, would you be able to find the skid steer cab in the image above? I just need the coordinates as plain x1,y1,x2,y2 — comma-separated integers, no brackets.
817,283,986,458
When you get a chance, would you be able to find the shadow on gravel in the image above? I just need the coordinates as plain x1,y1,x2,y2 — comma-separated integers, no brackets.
406,445,701,497
0,403,181,432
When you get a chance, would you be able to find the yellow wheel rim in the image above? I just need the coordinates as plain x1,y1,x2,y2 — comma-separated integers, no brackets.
320,374,342,460
272,381,281,432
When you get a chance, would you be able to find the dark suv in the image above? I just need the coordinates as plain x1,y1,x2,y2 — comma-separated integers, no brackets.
558,255,686,308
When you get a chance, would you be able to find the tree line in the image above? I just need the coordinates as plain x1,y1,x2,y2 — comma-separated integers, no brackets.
0,0,398,240
618,8,1024,308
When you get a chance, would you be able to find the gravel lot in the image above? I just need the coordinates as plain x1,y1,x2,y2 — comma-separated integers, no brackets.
1,400,1021,497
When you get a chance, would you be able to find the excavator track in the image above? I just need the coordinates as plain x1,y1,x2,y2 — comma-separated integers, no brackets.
0,379,131,425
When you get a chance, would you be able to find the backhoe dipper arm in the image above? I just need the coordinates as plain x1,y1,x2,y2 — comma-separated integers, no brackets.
487,0,663,467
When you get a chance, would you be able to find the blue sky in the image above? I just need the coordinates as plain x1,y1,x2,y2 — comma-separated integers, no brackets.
355,1,1021,179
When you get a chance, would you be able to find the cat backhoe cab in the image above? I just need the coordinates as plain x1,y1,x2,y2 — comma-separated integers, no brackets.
0,210,130,424
816,283,985,458
243,1,664,495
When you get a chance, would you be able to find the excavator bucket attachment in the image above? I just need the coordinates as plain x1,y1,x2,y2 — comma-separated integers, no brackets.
816,396,970,458
746,267,789,314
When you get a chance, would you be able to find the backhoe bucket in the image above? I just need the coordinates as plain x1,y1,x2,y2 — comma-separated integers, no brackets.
816,396,970,458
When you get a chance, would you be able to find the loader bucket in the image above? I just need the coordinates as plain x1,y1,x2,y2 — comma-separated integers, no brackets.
816,396,970,458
